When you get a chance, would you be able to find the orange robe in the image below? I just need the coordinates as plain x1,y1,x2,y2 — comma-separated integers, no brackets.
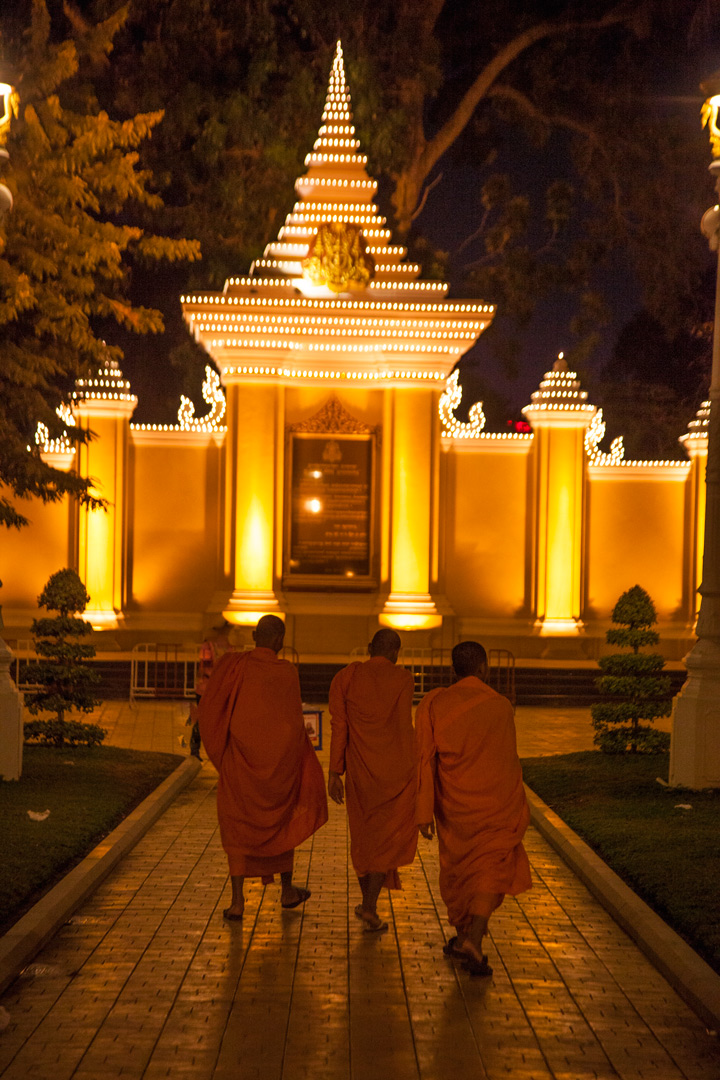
198,647,328,880
329,657,418,889
415,677,531,931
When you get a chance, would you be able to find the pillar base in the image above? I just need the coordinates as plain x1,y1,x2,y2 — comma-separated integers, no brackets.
537,617,583,636
84,609,120,631
670,637,720,789
223,590,284,627
379,593,442,631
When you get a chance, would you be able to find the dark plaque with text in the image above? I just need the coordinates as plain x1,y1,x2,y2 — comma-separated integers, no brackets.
288,435,373,580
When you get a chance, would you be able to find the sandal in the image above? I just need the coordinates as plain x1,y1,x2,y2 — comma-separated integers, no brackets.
222,908,244,922
281,887,311,910
442,935,467,960
362,912,388,933
459,941,493,977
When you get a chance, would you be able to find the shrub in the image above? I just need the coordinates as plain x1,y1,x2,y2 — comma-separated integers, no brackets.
23,718,106,747
24,569,104,748
590,585,672,753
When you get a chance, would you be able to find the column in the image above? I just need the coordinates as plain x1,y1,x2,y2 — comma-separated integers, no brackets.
74,362,136,629
523,357,596,635
222,380,283,624
380,387,442,631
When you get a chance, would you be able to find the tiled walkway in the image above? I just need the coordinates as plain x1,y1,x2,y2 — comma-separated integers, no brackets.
0,703,716,1080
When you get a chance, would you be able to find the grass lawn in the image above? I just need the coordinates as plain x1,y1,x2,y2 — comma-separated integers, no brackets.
0,746,183,935
521,751,720,975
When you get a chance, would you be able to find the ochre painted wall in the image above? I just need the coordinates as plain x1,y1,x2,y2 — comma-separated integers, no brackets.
586,476,686,622
442,449,529,619
129,440,221,613
0,493,72,623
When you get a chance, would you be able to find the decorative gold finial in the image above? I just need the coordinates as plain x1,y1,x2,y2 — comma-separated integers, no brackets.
0,80,18,147
702,94,720,158
302,221,375,293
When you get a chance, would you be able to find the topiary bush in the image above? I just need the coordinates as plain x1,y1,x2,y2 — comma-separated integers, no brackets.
590,585,672,753
23,718,107,746
24,569,105,748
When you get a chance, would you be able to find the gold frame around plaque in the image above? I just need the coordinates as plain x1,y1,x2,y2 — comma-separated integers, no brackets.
283,429,378,590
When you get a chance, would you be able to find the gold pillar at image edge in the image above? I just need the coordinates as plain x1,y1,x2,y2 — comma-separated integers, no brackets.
671,77,720,787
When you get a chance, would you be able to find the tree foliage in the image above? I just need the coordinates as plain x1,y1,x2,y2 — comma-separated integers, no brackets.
590,585,672,754
1,1,712,437
24,567,105,747
0,0,200,527
66,0,712,423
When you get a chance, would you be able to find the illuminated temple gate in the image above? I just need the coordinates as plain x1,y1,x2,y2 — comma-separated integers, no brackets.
0,43,708,662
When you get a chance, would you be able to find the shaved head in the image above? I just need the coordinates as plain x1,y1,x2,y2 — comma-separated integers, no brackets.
369,628,401,662
253,614,286,652
452,640,488,680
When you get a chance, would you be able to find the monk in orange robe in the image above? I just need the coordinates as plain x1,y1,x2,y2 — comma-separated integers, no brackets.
416,641,531,975
328,628,417,932
198,614,328,920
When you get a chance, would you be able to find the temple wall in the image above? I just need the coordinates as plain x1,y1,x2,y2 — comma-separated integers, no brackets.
441,446,530,619
0,416,700,659
127,436,223,616
0,493,72,625
585,471,688,625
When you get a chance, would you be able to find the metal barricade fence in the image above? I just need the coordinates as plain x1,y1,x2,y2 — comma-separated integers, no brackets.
130,643,198,708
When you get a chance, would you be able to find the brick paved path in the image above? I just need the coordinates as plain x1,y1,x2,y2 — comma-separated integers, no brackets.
0,704,716,1080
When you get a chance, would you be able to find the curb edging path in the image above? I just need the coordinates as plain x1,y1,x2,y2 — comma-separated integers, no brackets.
526,783,720,1033
0,755,202,997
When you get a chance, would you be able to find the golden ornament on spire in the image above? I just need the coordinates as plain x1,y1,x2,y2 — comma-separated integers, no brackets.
302,221,375,293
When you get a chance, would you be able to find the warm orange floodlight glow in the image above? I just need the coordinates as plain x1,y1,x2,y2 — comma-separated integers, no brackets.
306,498,322,513
223,609,286,627
0,80,18,146
379,612,442,631
702,91,720,157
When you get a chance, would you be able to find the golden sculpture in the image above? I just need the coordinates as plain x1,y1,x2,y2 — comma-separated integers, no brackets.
0,82,18,147
701,93,720,158
302,221,375,293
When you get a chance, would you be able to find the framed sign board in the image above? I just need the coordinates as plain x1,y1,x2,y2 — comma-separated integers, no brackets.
303,708,323,751
284,399,378,589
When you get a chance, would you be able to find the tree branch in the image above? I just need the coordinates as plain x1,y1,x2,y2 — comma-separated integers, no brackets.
486,83,625,216
411,171,443,222
415,5,637,188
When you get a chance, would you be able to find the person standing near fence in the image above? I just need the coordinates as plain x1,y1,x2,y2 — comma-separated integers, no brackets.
189,620,236,758
415,640,531,976
328,628,418,932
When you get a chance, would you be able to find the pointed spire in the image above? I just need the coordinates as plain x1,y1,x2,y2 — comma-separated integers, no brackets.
680,400,710,456
304,41,366,170
522,354,596,426
245,42,451,301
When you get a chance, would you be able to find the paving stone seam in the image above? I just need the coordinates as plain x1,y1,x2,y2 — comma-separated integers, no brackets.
414,843,496,1077
524,844,695,1080
0,756,202,998
386,889,426,1080
494,882,614,1079
71,794,227,1079
515,864,664,1080
525,784,720,1034
277,838,313,1080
